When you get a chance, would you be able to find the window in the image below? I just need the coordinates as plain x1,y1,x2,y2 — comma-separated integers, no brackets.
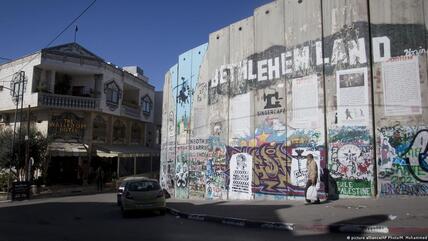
104,81,121,110
127,181,160,192
12,82,21,97
141,95,152,116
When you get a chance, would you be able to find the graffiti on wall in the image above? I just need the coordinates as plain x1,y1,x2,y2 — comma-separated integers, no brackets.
206,136,228,200
160,0,428,200
188,139,208,199
160,142,176,197
175,144,189,199
378,126,428,195
227,129,324,199
229,153,253,200
208,23,427,104
329,126,373,196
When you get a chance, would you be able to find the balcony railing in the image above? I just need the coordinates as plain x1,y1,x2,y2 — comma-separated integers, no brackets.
38,93,99,110
121,104,141,118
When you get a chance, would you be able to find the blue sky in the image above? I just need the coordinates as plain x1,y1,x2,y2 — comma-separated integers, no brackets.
0,0,272,90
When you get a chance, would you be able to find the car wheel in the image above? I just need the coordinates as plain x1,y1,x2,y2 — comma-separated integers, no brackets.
121,206,130,218
159,208,166,216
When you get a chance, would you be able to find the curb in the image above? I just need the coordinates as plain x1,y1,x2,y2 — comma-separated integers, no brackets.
167,207,293,232
166,207,428,235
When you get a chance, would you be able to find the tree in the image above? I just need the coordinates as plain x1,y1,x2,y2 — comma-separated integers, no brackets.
0,127,49,187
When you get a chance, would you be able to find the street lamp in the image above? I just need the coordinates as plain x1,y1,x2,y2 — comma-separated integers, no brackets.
0,70,25,197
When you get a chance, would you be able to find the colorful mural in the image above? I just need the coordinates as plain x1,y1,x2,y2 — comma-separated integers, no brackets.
160,0,428,199
378,126,428,196
328,126,373,197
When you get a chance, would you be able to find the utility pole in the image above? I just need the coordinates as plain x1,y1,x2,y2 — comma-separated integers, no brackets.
6,71,25,194
17,71,25,181
25,105,31,182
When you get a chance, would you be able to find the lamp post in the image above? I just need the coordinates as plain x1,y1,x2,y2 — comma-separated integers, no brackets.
0,70,25,197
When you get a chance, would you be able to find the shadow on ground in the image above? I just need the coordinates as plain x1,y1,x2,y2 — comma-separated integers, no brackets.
0,198,394,241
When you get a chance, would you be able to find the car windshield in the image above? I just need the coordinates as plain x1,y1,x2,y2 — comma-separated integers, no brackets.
127,181,160,192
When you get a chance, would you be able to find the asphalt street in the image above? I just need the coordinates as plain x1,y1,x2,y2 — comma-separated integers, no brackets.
0,193,356,241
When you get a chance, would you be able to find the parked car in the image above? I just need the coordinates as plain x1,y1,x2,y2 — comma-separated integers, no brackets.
120,178,166,217
116,176,147,206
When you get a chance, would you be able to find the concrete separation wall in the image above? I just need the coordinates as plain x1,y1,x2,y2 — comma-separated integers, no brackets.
161,0,428,200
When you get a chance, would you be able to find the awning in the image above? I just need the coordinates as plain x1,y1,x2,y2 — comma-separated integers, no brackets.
94,144,160,158
48,142,88,157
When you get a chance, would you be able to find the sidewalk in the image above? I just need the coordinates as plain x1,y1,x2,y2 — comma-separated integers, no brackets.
0,183,115,202
166,197,428,235
31,183,115,199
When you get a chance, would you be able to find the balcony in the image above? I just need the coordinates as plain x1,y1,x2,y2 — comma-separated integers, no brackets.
121,103,141,119
38,93,99,110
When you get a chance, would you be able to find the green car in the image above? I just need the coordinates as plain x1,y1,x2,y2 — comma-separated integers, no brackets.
120,177,166,217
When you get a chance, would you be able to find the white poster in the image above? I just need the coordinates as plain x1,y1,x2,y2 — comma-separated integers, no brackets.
336,68,369,126
382,56,422,116
229,93,251,146
290,148,321,190
291,75,320,129
229,153,253,200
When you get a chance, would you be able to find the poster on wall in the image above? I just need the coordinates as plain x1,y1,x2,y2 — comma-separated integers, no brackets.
290,148,321,189
229,153,253,200
382,56,422,116
290,75,319,129
336,68,369,126
229,93,252,147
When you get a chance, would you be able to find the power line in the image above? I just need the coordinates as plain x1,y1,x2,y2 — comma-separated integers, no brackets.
0,57,12,61
0,0,97,83
45,0,96,48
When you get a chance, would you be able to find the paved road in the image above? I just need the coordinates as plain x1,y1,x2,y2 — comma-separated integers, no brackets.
0,193,355,241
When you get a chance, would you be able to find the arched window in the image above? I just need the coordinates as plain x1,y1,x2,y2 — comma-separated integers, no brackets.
141,95,152,116
104,80,121,110
92,115,107,142
131,123,142,144
113,119,126,143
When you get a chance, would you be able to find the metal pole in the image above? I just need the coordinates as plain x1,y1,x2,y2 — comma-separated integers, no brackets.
117,156,120,179
25,105,31,182
150,153,153,174
7,74,21,195
17,71,25,181
366,0,378,197
133,157,136,176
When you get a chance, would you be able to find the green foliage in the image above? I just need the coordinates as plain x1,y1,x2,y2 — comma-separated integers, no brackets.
0,171,13,192
0,127,49,182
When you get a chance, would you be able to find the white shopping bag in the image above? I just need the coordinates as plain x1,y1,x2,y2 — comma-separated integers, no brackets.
306,185,318,201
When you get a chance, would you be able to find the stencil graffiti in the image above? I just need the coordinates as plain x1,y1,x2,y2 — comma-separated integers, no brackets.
229,153,253,200
290,148,321,188
263,90,283,109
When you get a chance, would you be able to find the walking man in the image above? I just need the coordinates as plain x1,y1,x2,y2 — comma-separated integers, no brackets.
305,154,320,204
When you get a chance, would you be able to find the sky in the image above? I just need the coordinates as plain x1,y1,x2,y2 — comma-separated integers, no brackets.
0,0,272,90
